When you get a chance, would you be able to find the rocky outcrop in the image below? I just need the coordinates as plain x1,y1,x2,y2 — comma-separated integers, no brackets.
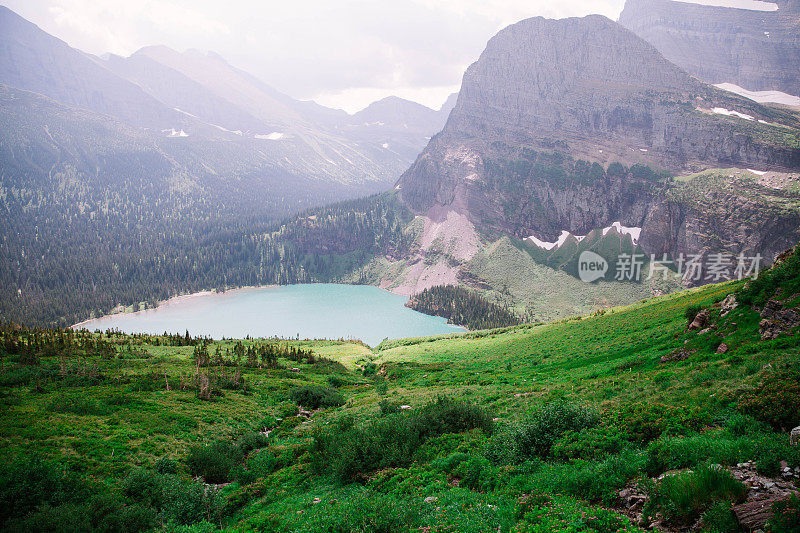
397,15,800,259
688,309,711,330
619,0,800,95
720,294,739,317
730,461,800,531
617,462,799,531
759,299,800,339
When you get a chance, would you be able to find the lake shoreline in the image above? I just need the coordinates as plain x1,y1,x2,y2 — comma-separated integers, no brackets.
71,284,466,345
71,285,278,329
74,282,474,333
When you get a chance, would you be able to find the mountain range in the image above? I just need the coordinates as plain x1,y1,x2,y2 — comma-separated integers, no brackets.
0,5,452,193
1,5,799,327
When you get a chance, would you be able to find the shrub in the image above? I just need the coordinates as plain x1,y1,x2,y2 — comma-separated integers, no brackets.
453,456,498,491
289,385,345,410
326,375,348,388
737,367,800,431
7,503,92,532
87,493,156,532
186,440,242,483
411,396,494,439
701,502,740,533
159,475,223,526
312,397,492,482
122,468,165,508
552,425,632,461
491,401,598,463
122,469,222,526
233,450,278,485
47,394,109,416
0,457,90,527
288,491,423,532
435,452,471,473
277,402,298,418
613,403,709,445
643,465,747,526
236,432,268,455
767,494,800,533
153,457,178,475
378,399,401,416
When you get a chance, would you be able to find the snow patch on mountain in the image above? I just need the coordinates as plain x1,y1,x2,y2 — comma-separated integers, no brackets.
603,222,641,243
715,83,800,107
527,231,572,251
528,222,641,251
173,107,198,118
212,124,243,135
255,132,285,140
711,107,754,121
163,128,188,137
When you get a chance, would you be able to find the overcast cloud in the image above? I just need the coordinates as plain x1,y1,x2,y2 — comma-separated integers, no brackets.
1,0,627,112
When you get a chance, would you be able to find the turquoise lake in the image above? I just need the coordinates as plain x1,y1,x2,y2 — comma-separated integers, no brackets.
74,284,465,346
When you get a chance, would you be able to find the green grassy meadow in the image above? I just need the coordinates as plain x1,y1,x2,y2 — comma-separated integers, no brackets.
2,255,799,531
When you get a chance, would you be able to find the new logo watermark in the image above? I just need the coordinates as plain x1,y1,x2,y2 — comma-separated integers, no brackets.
577,252,762,283
578,251,608,283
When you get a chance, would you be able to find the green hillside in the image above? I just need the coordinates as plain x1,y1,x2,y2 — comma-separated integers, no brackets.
1,248,799,531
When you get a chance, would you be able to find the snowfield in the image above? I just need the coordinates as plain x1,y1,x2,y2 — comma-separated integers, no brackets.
677,0,778,11
711,107,754,121
255,132,285,140
715,83,800,107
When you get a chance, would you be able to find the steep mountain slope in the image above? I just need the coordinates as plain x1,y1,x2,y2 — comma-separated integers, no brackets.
103,49,270,134
123,45,308,130
342,95,454,162
0,6,183,129
619,0,800,95
103,45,450,186
396,15,800,265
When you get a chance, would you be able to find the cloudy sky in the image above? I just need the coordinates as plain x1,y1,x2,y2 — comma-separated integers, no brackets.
2,0,631,112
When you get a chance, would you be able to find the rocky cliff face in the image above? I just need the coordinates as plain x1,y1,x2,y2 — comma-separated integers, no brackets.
640,169,800,262
619,0,800,95
396,15,800,261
